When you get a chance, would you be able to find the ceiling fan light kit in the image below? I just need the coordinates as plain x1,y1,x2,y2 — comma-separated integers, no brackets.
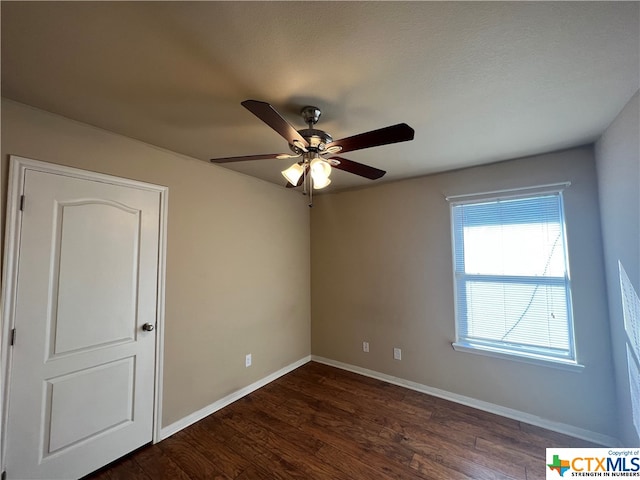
309,157,332,188
281,163,305,185
210,99,415,205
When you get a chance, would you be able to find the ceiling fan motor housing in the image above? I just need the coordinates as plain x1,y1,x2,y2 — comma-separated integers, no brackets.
291,128,333,155
289,106,334,155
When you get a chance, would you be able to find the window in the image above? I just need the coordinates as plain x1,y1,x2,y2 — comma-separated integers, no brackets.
450,188,580,368
620,261,640,437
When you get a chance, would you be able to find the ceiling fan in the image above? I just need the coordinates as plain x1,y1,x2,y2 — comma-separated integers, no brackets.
210,100,415,194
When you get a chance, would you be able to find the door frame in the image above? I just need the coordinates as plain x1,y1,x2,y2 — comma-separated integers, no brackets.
0,156,168,473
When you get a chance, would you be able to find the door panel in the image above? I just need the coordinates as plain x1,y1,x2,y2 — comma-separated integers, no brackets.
46,357,134,455
52,201,140,356
4,165,163,480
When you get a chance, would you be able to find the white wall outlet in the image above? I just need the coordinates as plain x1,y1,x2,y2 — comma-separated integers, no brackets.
245,353,252,367
393,347,402,360
363,341,369,352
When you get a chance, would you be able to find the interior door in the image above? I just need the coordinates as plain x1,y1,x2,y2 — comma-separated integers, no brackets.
4,162,163,479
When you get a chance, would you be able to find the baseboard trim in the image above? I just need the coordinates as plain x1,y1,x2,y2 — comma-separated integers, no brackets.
159,355,311,440
159,353,619,446
311,355,620,447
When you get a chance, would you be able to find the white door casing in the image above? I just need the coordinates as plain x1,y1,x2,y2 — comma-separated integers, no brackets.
0,156,167,479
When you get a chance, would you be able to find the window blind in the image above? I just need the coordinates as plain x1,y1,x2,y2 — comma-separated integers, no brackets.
451,192,576,362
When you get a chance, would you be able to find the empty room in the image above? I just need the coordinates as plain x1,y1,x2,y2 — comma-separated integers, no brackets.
1,2,639,479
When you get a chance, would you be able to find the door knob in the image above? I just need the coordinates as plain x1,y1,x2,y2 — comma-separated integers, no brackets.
142,323,155,332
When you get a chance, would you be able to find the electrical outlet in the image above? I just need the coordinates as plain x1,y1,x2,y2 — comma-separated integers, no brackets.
393,347,402,360
363,341,369,352
245,353,252,367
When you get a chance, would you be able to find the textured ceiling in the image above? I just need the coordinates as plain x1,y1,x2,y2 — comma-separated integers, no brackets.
2,2,639,192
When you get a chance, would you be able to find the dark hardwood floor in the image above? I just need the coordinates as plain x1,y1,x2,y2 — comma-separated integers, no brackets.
85,361,596,480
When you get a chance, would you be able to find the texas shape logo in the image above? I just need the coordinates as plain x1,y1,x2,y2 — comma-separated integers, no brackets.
547,455,570,477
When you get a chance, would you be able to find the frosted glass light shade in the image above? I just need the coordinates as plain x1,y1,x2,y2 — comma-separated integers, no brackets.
310,158,331,189
310,158,331,178
281,163,304,185
312,175,331,189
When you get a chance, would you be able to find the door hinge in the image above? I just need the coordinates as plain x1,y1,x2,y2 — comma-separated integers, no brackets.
10,328,16,346
19,195,25,211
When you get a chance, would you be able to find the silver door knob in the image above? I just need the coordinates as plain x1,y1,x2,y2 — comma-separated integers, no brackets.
142,323,155,332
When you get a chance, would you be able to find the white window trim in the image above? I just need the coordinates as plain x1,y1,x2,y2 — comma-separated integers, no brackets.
448,183,582,371
445,181,571,203
452,341,584,372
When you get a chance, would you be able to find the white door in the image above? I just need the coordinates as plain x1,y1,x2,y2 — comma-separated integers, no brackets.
3,159,165,480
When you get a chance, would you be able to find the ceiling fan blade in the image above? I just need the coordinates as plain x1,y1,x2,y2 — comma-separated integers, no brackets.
328,156,386,180
210,153,295,164
326,123,414,154
242,100,309,149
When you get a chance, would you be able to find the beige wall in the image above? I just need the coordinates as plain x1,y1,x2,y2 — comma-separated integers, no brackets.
1,97,625,441
595,90,640,446
311,146,618,438
0,99,311,427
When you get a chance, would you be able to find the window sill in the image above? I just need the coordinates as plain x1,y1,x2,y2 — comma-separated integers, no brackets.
452,342,585,372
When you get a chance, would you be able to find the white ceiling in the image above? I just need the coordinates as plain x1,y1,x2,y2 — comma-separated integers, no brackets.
2,2,639,192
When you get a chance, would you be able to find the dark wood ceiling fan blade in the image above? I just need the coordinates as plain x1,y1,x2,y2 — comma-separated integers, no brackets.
241,100,309,148
329,156,386,180
326,123,414,154
210,153,290,163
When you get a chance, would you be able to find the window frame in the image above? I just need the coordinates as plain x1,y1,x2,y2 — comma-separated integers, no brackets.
448,185,583,371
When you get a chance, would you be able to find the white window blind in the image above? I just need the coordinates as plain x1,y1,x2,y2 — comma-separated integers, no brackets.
451,191,577,365
620,261,640,437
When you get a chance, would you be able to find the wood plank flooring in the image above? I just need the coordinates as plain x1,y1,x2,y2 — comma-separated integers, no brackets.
84,361,596,480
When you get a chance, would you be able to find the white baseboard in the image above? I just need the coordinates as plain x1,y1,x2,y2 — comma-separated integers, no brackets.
159,355,311,440
159,353,619,447
311,355,620,447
